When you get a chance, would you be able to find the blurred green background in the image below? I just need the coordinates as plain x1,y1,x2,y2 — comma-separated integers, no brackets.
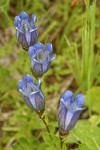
0,0,100,149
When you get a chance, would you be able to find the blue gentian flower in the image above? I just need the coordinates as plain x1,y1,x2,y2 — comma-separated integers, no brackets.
14,12,38,50
28,42,56,78
58,90,84,132
18,74,44,112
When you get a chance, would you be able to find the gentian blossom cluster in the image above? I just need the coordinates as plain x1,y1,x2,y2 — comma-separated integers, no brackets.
14,12,84,141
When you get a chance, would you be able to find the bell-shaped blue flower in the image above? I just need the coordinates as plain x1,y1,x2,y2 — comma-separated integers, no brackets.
14,12,38,50
28,42,56,78
58,90,84,132
18,74,44,112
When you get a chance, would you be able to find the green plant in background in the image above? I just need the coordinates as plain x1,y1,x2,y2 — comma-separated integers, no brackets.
0,0,100,150
64,0,100,92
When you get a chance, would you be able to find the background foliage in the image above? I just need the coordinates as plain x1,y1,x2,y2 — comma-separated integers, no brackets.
0,0,100,149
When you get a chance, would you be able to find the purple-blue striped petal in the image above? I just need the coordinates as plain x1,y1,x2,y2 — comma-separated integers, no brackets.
32,42,44,51
28,46,36,58
23,74,33,83
49,54,56,61
29,29,38,45
32,62,43,77
58,106,67,131
31,14,36,24
18,80,25,92
43,61,50,73
65,110,73,131
14,16,20,27
23,95,35,110
30,91,44,110
16,29,28,49
68,109,82,130
60,90,73,103
28,42,44,58
75,94,84,107
19,12,29,19
46,43,52,54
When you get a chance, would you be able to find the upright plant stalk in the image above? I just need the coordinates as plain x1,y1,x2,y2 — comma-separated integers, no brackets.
38,111,59,150
15,11,85,150
59,130,69,149
38,112,52,139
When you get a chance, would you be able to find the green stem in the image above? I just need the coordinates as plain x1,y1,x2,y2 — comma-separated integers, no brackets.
40,115,52,139
59,130,69,150
38,112,59,150
60,134,64,150
60,139,63,150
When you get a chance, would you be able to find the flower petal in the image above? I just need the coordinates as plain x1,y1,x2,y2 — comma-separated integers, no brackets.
65,110,73,131
30,91,44,110
25,31,31,46
29,29,38,46
68,109,82,130
28,46,36,58
16,28,28,48
43,61,50,73
30,92,36,109
32,62,43,77
19,12,29,19
23,95,35,110
75,94,84,107
46,43,52,54
33,42,44,51
58,106,67,131
60,91,73,108
60,90,73,101
25,29,38,47
14,16,20,27
49,54,56,61
18,80,25,92
18,79,34,110
28,42,44,58
31,14,36,24
23,74,34,84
